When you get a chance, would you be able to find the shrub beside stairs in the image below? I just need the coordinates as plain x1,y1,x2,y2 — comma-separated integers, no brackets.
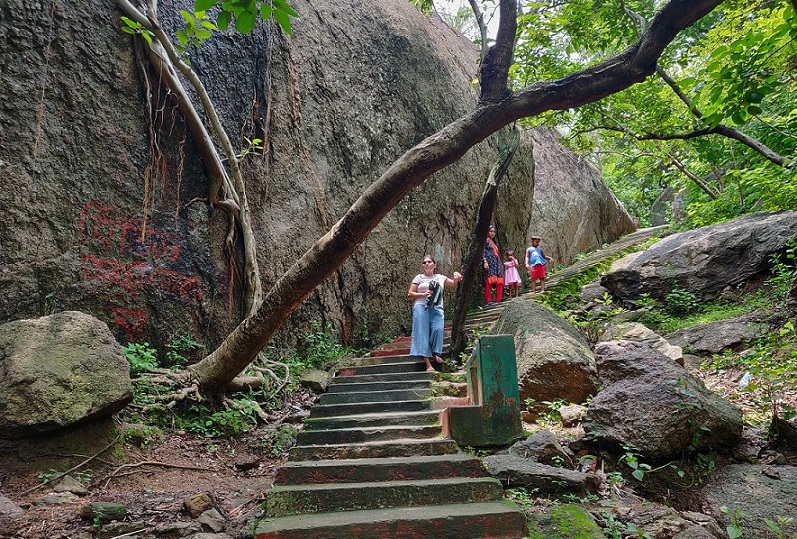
255,314,527,538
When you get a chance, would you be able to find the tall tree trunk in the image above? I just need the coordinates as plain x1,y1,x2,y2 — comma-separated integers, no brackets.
184,0,725,391
450,125,521,361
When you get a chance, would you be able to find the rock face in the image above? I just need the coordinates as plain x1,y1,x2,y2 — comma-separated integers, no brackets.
601,211,797,301
0,0,631,351
699,464,797,538
582,340,743,461
665,314,771,355
527,128,635,266
0,311,132,438
600,322,683,363
491,300,599,407
483,455,602,495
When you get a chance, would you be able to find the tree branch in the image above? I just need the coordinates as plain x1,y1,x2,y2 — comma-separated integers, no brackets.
189,0,726,391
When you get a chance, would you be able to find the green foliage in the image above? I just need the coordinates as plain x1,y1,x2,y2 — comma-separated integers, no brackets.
742,319,797,425
663,288,699,316
296,321,355,371
237,137,264,159
177,399,260,438
121,342,159,376
505,486,539,508
194,0,298,35
567,293,626,343
165,335,204,369
175,9,216,55
120,16,154,43
262,424,298,457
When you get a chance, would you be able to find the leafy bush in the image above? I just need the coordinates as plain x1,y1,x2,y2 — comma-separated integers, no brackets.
664,287,699,315
121,342,159,375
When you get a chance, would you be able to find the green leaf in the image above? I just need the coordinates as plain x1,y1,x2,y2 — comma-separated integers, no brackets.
260,3,272,20
273,9,292,35
176,29,189,46
195,0,217,11
217,10,231,30
120,16,139,29
631,469,645,481
195,28,212,39
235,9,256,33
142,31,153,44
747,105,762,116
180,9,196,25
200,21,217,30
727,527,743,539
121,26,136,35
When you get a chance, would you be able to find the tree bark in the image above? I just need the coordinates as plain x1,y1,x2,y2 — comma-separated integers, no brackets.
450,125,521,361
186,0,725,391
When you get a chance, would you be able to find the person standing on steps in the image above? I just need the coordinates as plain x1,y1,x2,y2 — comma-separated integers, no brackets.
482,225,504,305
503,249,522,299
407,256,463,372
525,235,554,293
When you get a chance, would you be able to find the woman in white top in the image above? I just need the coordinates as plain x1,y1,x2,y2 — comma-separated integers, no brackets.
407,255,463,372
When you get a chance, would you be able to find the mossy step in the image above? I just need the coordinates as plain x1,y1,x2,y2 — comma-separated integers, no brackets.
265,477,505,517
288,438,459,461
275,453,484,485
296,424,442,446
334,361,428,376
318,388,432,405
331,371,434,384
255,501,527,539
308,399,431,418
303,410,441,431
326,379,431,393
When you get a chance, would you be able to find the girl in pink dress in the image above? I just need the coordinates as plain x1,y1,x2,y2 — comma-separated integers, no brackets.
503,250,522,299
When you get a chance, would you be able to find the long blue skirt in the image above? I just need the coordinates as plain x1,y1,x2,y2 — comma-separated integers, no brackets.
410,303,444,358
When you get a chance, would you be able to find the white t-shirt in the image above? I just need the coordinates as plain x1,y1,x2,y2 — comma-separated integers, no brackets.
412,274,447,308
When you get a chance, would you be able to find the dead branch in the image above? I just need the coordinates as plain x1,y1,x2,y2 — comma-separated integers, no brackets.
99,460,218,489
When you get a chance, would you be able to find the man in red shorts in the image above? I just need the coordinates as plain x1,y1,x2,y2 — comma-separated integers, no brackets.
525,236,554,293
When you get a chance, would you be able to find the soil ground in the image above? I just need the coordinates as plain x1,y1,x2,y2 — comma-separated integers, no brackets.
0,389,317,539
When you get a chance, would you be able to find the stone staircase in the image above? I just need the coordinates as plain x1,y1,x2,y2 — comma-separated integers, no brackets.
255,337,526,538
256,227,665,538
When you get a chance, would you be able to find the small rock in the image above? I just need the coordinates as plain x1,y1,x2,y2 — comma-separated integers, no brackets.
32,493,78,505
559,404,588,427
184,493,213,518
80,501,127,523
731,439,760,463
155,521,203,538
762,466,781,480
682,354,705,369
53,474,88,495
233,451,261,471
299,370,331,392
0,494,24,517
509,429,572,467
98,521,149,537
198,508,226,532
189,534,234,539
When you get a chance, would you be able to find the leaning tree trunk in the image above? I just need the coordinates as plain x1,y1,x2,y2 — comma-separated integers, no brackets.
450,125,521,361
181,0,725,392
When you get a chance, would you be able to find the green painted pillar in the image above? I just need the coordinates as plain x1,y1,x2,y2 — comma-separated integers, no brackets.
448,335,523,447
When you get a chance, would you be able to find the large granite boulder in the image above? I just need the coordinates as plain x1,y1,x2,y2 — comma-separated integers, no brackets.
601,211,797,301
491,300,599,407
483,455,602,495
599,322,683,363
699,464,797,539
0,311,132,438
582,340,743,461
0,0,632,352
665,314,771,355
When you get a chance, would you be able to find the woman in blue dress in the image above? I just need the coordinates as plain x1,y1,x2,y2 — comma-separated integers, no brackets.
407,256,463,372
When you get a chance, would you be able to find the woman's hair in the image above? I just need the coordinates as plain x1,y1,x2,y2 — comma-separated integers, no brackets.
422,255,436,264
488,225,497,232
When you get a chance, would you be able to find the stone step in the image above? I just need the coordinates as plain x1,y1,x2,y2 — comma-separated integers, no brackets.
309,399,431,418
331,371,434,384
335,361,427,376
288,438,460,461
275,453,484,485
318,388,432,405
326,379,431,393
266,477,505,517
348,354,422,366
255,501,528,539
303,410,441,431
296,424,442,446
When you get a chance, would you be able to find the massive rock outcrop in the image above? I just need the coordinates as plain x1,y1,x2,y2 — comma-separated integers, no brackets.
0,0,631,351
601,211,797,302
